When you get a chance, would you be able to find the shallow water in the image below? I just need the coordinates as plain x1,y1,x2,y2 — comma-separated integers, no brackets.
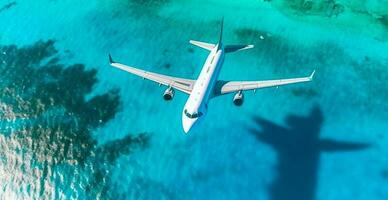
0,0,387,199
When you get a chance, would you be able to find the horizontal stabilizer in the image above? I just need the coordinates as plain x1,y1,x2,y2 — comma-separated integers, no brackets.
225,44,254,53
189,40,216,51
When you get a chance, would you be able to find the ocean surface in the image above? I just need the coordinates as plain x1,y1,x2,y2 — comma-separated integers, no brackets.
0,0,387,199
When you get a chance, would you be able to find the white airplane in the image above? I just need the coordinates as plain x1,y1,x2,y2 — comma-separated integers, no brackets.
109,19,315,134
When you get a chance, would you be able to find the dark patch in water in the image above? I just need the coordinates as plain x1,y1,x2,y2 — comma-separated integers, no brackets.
163,49,169,56
163,63,171,69
278,0,344,17
0,40,150,198
382,169,388,179
0,1,17,13
350,58,388,116
87,133,150,197
291,88,318,99
234,28,299,72
188,48,194,53
129,177,176,199
270,0,388,34
96,133,149,163
234,28,275,41
234,27,327,72
248,106,369,200
131,0,169,5
92,0,170,20
122,0,170,17
380,15,388,28
234,27,388,116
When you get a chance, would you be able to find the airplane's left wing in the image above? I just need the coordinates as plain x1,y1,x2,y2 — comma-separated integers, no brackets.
215,71,315,96
109,55,195,94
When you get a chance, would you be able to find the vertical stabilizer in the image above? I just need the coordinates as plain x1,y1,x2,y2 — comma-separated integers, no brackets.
218,17,224,50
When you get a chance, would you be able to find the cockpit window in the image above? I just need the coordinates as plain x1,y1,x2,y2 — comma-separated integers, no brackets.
184,109,203,119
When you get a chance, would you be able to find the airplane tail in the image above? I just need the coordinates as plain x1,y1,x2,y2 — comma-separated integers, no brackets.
189,18,224,51
190,17,254,53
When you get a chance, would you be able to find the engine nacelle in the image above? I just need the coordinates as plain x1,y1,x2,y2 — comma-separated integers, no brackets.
233,91,244,106
163,87,174,101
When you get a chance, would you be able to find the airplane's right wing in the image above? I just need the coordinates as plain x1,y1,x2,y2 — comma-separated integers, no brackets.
215,71,315,96
109,55,195,94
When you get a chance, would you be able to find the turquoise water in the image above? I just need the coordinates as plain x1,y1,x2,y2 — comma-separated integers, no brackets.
0,0,387,199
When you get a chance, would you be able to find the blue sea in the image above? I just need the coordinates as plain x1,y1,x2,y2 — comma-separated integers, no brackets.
0,0,387,199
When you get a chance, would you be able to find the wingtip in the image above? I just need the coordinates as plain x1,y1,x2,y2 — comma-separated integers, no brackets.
108,54,114,64
309,70,316,80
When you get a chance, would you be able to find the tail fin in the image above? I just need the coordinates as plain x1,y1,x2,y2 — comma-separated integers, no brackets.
189,40,216,51
108,54,115,64
224,44,254,53
217,17,224,50
191,18,224,51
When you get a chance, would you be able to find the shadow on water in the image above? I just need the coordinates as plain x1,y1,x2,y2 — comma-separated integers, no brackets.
0,1,16,13
248,106,370,200
108,0,170,18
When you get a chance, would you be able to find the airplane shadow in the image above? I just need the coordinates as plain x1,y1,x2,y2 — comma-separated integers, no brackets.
248,106,370,200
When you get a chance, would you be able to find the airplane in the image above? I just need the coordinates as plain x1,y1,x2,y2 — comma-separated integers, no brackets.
109,19,315,134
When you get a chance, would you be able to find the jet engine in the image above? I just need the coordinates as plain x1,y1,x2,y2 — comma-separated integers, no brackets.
163,87,174,101
233,91,244,106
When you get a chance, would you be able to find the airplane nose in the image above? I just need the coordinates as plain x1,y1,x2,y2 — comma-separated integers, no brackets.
182,120,192,134
183,124,191,134
182,117,196,134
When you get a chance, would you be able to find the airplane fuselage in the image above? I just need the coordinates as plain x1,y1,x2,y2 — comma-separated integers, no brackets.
182,45,225,133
